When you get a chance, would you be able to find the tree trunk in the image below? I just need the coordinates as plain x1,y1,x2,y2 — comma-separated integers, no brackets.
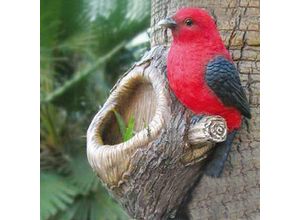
151,0,260,219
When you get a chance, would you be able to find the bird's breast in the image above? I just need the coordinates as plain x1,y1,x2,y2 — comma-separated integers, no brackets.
167,43,242,130
167,45,233,114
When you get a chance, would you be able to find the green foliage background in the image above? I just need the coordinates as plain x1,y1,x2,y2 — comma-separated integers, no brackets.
40,0,150,219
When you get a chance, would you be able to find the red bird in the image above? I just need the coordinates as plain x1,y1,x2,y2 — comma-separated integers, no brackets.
158,8,251,177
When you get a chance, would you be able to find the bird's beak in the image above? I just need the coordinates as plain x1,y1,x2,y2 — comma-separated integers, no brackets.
157,17,177,29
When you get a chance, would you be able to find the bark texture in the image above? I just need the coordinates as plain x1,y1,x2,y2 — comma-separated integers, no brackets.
151,0,260,219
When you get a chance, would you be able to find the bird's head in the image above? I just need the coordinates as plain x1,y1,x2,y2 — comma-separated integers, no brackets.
158,8,219,44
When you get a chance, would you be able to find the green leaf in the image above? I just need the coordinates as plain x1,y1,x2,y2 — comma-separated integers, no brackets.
90,188,129,220
41,0,90,48
113,111,135,142
124,115,135,141
55,188,129,220
42,41,126,104
67,149,99,195
113,110,126,139
40,171,79,220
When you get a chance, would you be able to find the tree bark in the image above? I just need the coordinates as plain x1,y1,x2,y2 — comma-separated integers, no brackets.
151,0,260,219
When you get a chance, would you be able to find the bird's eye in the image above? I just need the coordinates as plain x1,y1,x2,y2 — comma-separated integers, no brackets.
184,19,193,26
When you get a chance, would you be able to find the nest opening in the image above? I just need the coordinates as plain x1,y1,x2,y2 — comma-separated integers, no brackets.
101,79,157,145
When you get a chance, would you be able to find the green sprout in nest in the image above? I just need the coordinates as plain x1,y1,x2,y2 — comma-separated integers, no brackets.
113,110,135,142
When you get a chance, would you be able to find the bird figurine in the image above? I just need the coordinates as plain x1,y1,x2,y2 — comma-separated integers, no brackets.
158,8,251,177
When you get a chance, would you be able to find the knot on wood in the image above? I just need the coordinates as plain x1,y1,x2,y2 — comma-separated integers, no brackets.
189,116,227,145
181,116,227,166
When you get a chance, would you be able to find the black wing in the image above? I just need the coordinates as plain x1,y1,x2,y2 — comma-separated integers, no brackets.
205,56,251,118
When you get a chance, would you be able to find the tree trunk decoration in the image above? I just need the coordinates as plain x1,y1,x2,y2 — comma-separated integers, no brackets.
151,0,259,219
87,0,259,219
87,46,228,219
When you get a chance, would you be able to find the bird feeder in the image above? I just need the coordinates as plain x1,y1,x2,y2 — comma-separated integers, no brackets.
87,46,227,219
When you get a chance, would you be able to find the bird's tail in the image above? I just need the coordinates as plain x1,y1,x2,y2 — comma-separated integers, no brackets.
205,130,237,177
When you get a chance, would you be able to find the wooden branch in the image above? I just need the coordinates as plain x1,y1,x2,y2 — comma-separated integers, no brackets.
87,46,227,219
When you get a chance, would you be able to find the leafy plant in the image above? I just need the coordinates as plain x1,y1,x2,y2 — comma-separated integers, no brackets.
113,110,136,142
124,115,135,141
40,0,150,219
40,172,79,220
